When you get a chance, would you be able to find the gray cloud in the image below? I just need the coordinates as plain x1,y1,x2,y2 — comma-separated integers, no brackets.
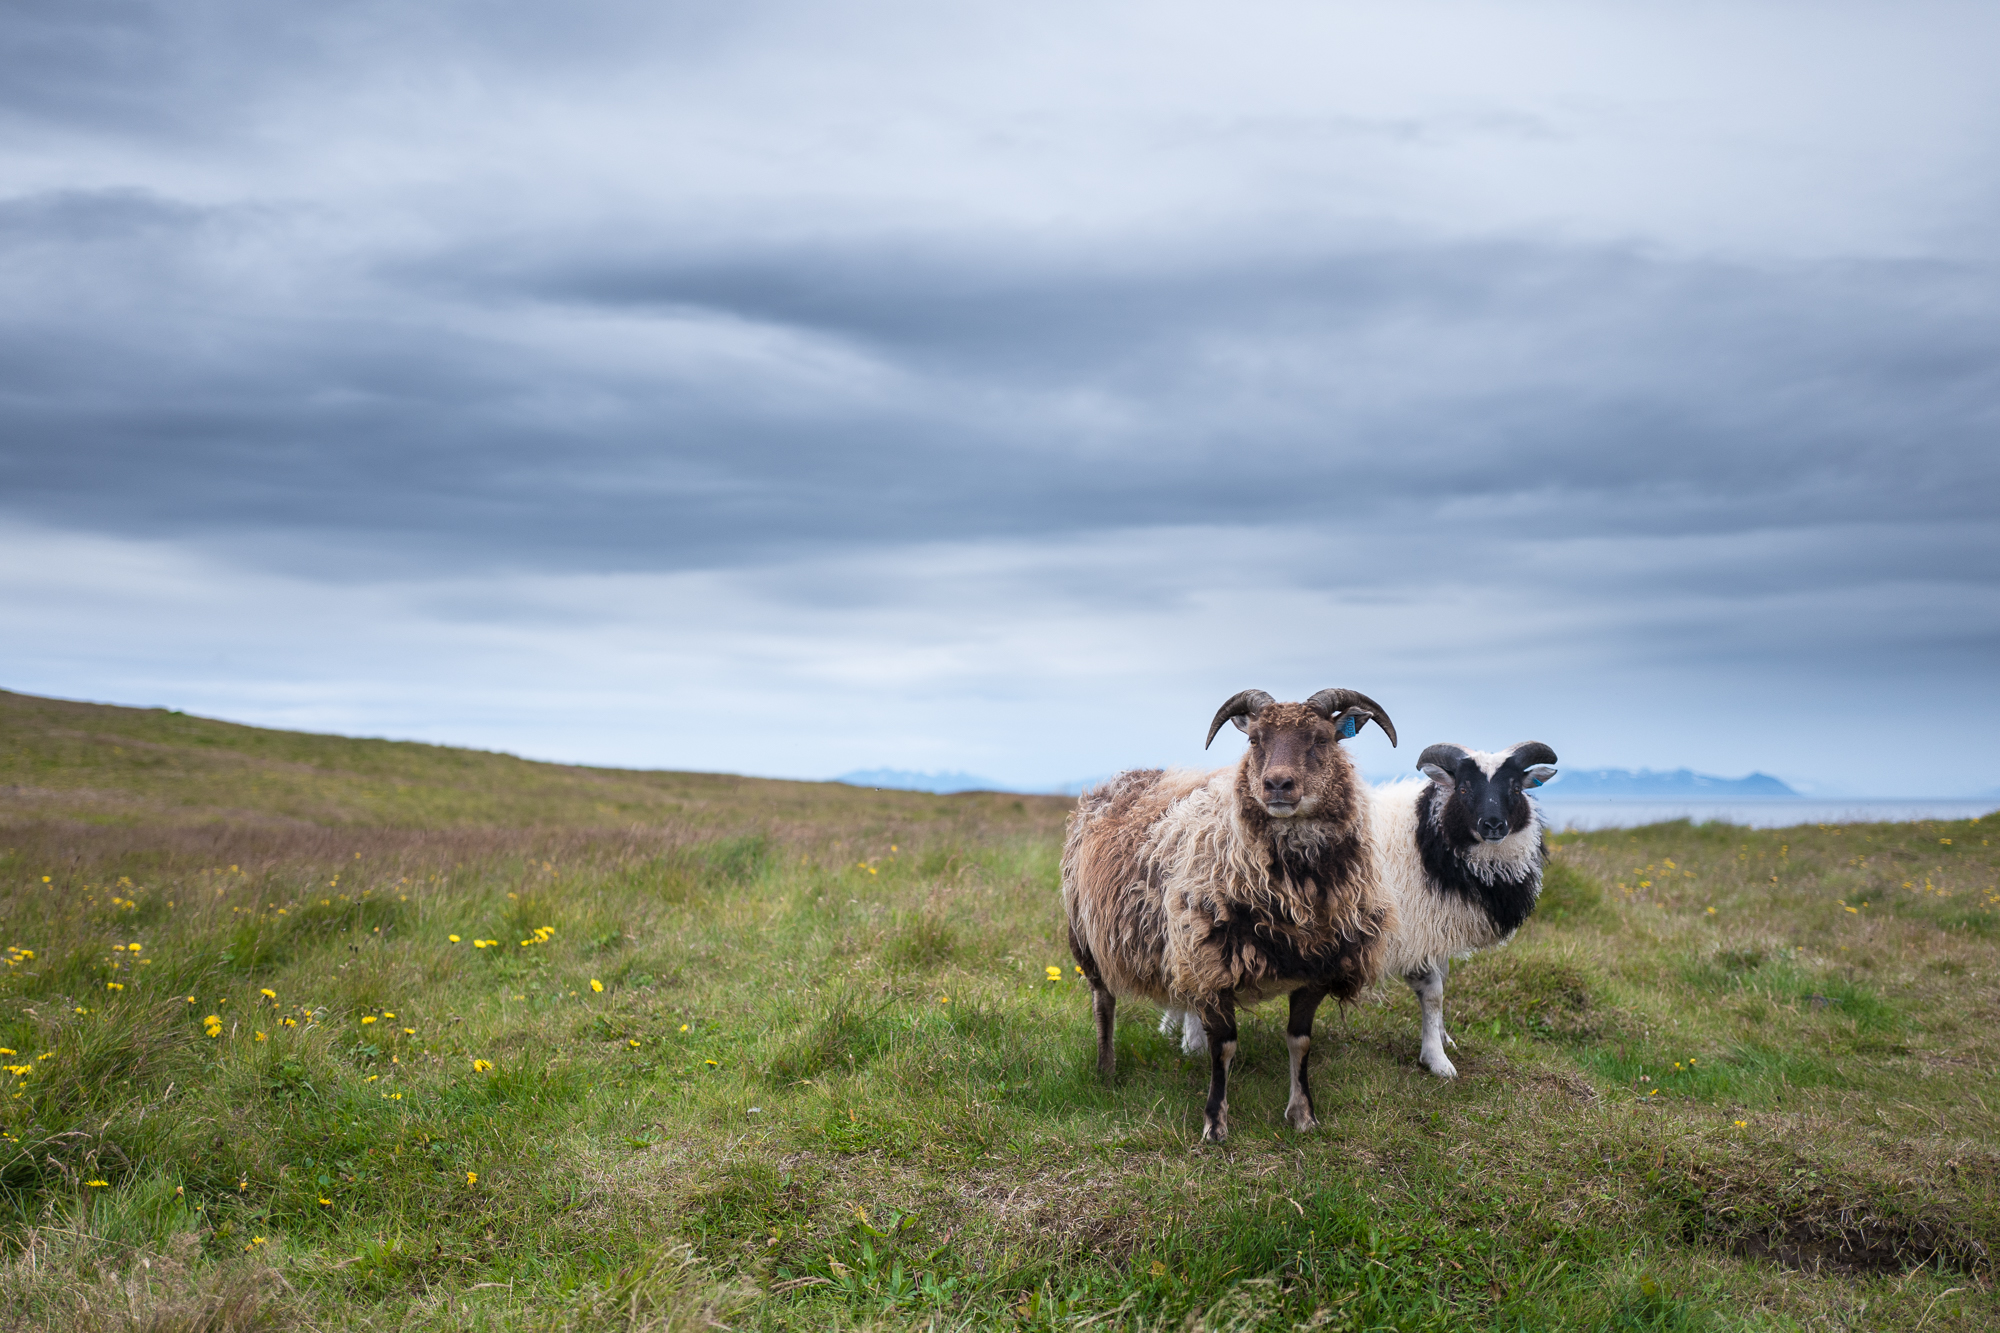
1,0,1996,793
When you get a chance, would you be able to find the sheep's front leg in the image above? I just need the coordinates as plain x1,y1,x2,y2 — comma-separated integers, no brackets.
1284,984,1329,1131
1158,1007,1209,1055
1199,997,1238,1143
1405,964,1457,1078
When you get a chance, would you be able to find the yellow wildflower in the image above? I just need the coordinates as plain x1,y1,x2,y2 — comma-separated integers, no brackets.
360,1016,377,1025
86,1180,109,1188
260,988,276,999
466,1171,478,1185
319,1196,332,1206
403,1028,415,1035
448,935,460,943
590,979,604,993
0,1049,11,1056
105,982,123,991
255,1031,267,1042
204,1015,222,1037
473,1059,493,1073
628,1039,640,1048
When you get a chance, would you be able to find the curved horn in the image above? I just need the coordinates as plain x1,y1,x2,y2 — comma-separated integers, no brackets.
1508,741,1558,767
1305,688,1398,748
1204,689,1275,749
1417,743,1470,775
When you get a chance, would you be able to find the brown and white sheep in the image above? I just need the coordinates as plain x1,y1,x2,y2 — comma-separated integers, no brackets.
1061,688,1398,1143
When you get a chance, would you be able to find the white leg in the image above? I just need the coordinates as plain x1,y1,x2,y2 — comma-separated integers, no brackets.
1405,965,1458,1078
1181,1007,1209,1055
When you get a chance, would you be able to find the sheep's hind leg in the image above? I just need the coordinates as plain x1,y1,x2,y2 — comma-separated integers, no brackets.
1406,965,1458,1078
1283,984,1329,1131
1199,997,1238,1144
1091,985,1117,1079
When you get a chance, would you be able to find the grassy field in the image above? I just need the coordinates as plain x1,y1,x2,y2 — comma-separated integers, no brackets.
3,687,1998,1331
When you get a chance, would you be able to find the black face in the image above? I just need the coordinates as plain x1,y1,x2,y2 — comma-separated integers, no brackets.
1458,760,1530,843
1423,746,1557,844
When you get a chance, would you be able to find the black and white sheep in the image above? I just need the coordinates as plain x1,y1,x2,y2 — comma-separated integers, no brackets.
1368,741,1558,1077
1062,688,1399,1143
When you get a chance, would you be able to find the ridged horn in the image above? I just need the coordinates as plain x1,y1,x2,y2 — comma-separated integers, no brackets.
1418,743,1470,775
1507,741,1558,767
1204,689,1276,749
1305,688,1398,748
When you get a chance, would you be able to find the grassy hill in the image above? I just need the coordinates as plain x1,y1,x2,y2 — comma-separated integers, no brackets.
1,689,1997,1331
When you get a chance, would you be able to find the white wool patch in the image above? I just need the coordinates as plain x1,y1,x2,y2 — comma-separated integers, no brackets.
1368,777,1542,977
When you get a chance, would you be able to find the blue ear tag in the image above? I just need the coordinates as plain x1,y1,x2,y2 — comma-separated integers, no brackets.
1523,773,1544,788
1337,716,1359,740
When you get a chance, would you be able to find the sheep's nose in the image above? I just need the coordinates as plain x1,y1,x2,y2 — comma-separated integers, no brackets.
1263,774,1298,799
1476,816,1509,842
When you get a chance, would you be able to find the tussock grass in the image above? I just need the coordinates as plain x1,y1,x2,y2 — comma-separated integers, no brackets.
4,691,2000,1328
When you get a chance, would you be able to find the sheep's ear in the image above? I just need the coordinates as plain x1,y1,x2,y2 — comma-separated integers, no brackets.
1523,766,1557,789
1231,714,1254,734
1420,763,1455,793
1330,705,1373,741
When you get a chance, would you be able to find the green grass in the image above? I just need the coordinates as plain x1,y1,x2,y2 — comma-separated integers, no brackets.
2,690,1998,1330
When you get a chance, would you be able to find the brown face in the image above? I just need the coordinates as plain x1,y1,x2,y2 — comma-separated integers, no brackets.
1239,703,1344,818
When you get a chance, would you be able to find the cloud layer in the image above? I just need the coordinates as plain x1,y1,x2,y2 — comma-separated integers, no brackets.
3,1,1997,794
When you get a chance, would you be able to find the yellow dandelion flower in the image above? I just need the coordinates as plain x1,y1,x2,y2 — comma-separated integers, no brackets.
128,943,141,952
203,1016,222,1036
1045,966,1062,981
186,995,196,1003
448,935,460,943
86,1180,109,1187
473,940,489,949
75,1007,88,1015
403,1027,415,1035
628,1038,640,1048
360,1015,377,1024
255,1031,267,1042
590,979,604,993
0,1049,11,1056
260,988,276,999
679,1024,689,1033
319,1196,332,1206
105,982,123,990
704,1059,718,1067
473,1059,493,1073
382,1011,395,1018
466,1171,478,1185
282,1017,297,1027
365,1074,379,1083
1734,1120,1747,1128
940,995,950,1004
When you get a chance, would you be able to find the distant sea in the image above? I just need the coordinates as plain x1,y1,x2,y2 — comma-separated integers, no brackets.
1537,799,1998,831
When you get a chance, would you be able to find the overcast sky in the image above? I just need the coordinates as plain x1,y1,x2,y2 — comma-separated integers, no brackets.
3,1,1997,796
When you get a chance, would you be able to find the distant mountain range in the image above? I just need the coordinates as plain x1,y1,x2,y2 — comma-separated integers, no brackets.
833,768,1005,794
1538,768,1797,798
